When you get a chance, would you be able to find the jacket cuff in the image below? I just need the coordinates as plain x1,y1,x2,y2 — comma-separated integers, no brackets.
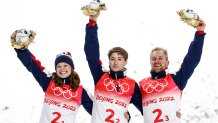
196,31,204,34
88,19,97,27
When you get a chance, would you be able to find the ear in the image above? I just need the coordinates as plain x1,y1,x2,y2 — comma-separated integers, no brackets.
166,61,169,68
125,59,128,66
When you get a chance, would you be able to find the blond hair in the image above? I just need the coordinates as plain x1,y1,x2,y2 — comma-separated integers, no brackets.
150,47,168,60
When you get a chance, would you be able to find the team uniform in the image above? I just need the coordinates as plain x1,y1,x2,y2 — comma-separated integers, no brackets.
84,23,143,123
15,49,93,123
139,32,206,123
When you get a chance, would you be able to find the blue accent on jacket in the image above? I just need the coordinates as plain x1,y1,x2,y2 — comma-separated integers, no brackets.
14,49,93,115
84,24,143,115
150,32,206,90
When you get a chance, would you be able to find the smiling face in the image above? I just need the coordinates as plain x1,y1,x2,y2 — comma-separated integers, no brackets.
56,62,72,79
150,48,169,73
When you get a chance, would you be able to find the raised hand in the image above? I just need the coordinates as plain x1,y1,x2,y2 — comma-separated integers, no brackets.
10,29,36,50
89,12,100,21
196,19,206,31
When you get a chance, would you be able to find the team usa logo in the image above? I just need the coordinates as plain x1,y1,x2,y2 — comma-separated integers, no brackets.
142,79,168,93
103,78,129,94
51,84,78,99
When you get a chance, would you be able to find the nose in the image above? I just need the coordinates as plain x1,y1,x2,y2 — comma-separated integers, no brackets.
60,66,65,70
114,60,118,64
154,59,160,63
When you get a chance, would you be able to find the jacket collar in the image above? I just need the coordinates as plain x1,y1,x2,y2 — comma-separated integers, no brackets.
150,70,166,79
61,76,71,84
108,67,127,79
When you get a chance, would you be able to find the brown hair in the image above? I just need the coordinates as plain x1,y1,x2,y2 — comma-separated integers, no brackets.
150,47,168,60
51,69,80,91
108,47,128,61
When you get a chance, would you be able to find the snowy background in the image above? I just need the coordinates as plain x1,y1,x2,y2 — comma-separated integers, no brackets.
0,0,217,123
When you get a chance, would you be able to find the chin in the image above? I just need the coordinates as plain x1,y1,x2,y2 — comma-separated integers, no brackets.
59,76,67,79
59,74,69,79
152,69,161,73
111,67,120,72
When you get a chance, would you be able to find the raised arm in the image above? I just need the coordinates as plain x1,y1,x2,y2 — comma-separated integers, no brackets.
172,19,206,90
84,13,104,85
11,30,51,92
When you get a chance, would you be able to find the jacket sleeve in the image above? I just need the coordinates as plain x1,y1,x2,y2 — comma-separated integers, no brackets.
130,82,143,115
81,88,93,115
171,32,206,90
15,48,51,92
84,24,104,85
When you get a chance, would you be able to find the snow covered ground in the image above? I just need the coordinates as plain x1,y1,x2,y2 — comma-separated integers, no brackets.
0,0,217,123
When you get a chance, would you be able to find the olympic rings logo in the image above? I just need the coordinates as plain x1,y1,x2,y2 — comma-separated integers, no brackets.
103,78,129,94
51,84,78,99
142,79,168,93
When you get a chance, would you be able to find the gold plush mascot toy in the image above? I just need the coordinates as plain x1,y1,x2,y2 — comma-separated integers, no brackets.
81,0,107,16
177,9,201,28
10,29,36,50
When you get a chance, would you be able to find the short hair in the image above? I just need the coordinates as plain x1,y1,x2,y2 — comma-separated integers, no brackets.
108,47,128,61
150,47,168,60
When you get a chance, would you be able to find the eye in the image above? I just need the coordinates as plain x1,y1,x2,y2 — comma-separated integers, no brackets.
24,30,28,34
64,64,69,67
118,58,124,61
110,58,115,61
186,9,193,13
